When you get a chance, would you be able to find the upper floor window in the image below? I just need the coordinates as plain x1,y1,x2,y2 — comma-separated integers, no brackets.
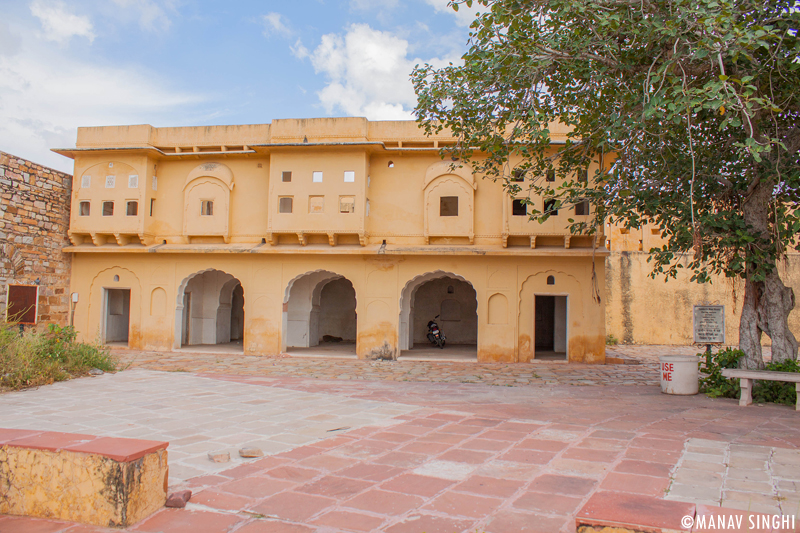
309,196,324,214
312,171,323,183
575,200,589,215
544,199,558,215
79,201,90,216
512,199,527,216
102,201,114,216
440,196,458,217
201,200,213,216
340,196,355,213
105,175,116,188
279,196,293,213
344,171,355,183
81,175,91,188
150,199,155,216
126,201,138,216
578,169,588,183
128,175,139,188
282,171,292,182
511,169,525,182
546,170,556,182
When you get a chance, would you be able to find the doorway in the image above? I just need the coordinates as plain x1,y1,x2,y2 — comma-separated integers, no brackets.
104,288,130,345
534,295,567,360
176,269,244,352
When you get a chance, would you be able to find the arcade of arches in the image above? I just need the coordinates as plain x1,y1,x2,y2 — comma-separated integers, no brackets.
72,255,606,364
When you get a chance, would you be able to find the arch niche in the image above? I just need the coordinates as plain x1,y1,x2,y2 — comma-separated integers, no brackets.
399,270,478,354
174,269,244,350
183,162,234,242
282,270,357,355
423,161,476,244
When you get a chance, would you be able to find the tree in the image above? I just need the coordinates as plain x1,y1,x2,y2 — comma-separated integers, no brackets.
412,0,800,368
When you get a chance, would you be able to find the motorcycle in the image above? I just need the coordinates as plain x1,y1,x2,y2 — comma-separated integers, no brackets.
426,315,446,349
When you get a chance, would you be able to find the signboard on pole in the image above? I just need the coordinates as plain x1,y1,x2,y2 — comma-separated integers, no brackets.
693,305,725,344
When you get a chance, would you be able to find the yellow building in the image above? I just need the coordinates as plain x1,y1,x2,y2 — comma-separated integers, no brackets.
54,118,607,363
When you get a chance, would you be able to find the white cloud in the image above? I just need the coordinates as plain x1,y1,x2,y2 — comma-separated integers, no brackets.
29,0,95,43
291,39,310,59
305,24,456,120
423,0,481,27
110,0,176,31
262,12,292,38
0,39,205,172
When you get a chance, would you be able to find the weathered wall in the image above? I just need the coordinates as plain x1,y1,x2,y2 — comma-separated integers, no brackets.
0,151,72,325
411,277,478,345
605,251,800,345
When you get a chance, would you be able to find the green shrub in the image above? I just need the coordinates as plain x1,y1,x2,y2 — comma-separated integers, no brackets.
698,347,743,399
605,334,619,346
753,359,800,406
0,322,116,390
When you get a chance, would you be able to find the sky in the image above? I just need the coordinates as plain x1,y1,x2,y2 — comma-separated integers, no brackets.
0,0,480,173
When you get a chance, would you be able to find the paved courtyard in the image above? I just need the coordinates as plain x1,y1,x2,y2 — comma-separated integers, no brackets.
0,346,797,533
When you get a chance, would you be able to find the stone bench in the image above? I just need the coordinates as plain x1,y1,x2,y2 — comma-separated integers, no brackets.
721,368,800,410
0,428,168,527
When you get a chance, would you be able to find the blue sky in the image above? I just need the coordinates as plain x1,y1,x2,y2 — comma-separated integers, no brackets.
0,0,479,173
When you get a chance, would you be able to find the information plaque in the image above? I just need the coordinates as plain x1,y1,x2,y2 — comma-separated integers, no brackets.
693,305,725,344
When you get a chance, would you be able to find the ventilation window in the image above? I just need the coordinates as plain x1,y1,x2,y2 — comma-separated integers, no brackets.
339,196,355,213
388,161,394,168
108,162,114,168
575,200,589,216
79,201,90,216
152,176,158,191
201,200,213,216
150,198,155,216
312,171,323,183
546,170,556,182
619,227,630,235
447,285,454,294
113,275,120,282
547,275,555,285
81,175,91,188
544,199,558,215
279,197,293,213
126,201,138,216
511,169,525,182
512,199,527,216
128,174,139,188
282,171,292,182
102,201,114,216
440,196,458,217
105,175,116,188
309,196,324,214
344,171,355,183
578,169,588,182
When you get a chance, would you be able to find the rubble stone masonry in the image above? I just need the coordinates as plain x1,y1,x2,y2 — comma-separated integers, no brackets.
0,151,72,325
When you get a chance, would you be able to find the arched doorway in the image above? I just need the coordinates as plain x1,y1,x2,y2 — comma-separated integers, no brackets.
399,271,478,360
174,269,244,352
283,270,357,356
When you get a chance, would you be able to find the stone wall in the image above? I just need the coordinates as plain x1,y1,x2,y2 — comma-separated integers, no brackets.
0,151,72,325
606,251,800,346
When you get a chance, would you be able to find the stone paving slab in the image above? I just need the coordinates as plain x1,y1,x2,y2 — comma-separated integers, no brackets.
1,355,798,533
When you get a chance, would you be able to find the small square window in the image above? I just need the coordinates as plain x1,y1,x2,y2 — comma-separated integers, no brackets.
150,198,155,216
340,196,355,213
546,170,556,182
282,171,292,182
309,196,324,214
102,201,114,216
343,171,355,183
128,174,139,188
512,199,527,216
578,169,588,182
511,169,524,182
81,175,91,188
279,197,293,213
152,176,158,191
544,199,558,215
105,175,116,188
312,171,323,183
440,196,458,217
575,200,589,216
79,201,90,216
126,201,138,216
201,200,213,216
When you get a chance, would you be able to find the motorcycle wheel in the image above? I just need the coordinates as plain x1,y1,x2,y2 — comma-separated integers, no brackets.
437,337,444,349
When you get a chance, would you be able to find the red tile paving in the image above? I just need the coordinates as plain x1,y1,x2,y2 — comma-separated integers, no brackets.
311,510,387,532
528,473,597,496
189,489,254,511
383,514,476,533
64,436,167,462
217,475,295,498
380,473,455,497
423,490,504,518
454,475,525,498
576,491,696,532
0,516,74,533
599,472,671,497
130,509,243,532
482,510,568,533
344,488,425,515
249,491,336,522
296,475,372,499
234,521,315,533
512,490,584,515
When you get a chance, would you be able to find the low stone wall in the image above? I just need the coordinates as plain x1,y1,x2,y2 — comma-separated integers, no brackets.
0,428,168,527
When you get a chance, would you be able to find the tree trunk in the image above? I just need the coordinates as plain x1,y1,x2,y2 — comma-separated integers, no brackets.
738,174,798,368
